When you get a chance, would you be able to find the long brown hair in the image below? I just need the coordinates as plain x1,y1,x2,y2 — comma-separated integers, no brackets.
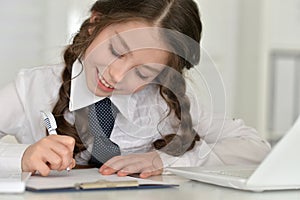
52,0,202,156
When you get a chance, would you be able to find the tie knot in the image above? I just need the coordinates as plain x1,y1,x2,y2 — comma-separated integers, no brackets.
95,98,118,119
96,97,111,106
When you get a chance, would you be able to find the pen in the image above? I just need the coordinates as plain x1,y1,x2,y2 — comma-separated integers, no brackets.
40,111,71,172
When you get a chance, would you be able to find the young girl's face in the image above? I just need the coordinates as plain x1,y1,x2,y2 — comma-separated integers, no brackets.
83,21,170,97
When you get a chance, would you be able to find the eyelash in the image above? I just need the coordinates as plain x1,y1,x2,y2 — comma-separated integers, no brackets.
109,43,123,58
135,68,149,80
109,43,149,80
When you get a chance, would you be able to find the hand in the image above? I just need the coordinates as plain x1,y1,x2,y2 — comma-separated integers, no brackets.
99,151,163,178
21,135,76,176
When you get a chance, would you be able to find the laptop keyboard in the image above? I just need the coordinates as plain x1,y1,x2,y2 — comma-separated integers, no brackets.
208,169,254,179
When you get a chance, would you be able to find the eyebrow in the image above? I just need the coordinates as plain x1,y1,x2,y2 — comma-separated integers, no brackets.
115,31,131,54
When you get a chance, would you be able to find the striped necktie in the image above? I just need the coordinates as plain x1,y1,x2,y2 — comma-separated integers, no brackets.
88,98,120,167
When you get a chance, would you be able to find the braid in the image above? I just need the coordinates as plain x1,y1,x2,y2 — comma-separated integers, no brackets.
153,61,200,156
151,0,201,156
52,19,93,155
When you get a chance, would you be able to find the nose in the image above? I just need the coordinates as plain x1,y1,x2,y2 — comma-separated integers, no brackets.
107,59,131,84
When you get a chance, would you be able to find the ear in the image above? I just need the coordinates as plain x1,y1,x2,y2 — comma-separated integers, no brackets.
90,11,101,23
88,11,101,35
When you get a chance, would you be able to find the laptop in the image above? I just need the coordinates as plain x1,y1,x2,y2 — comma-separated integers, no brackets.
167,116,300,192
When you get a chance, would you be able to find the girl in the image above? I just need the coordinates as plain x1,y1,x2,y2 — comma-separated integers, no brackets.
0,0,270,178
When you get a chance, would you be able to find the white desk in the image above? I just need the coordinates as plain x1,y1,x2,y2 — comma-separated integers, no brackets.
1,175,300,200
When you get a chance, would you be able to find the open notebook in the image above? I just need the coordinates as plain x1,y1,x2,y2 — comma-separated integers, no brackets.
26,168,177,192
167,115,300,192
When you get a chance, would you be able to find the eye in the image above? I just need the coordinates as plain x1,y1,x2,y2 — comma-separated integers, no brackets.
109,43,123,58
135,68,149,80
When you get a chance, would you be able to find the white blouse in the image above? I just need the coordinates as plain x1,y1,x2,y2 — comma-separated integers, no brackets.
0,61,271,172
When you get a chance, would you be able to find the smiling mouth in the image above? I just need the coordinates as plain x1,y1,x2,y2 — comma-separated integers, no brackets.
95,68,115,93
98,74,114,89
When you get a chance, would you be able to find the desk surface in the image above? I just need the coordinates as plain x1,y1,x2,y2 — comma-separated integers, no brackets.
1,175,300,200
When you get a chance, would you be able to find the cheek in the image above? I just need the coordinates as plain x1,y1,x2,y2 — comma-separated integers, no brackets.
84,68,96,91
85,66,95,78
114,73,150,94
85,41,115,69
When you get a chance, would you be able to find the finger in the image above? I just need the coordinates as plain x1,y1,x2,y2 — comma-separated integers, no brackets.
100,157,132,175
41,136,74,159
44,150,63,170
99,156,125,173
36,162,51,177
68,159,76,170
117,171,130,177
49,135,75,152
100,165,119,175
22,138,73,173
99,163,116,173
117,163,143,177
139,171,153,179
48,141,73,171
140,168,162,179
100,156,122,170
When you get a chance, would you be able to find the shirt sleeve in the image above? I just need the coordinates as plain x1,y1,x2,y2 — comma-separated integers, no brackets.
157,114,271,171
0,82,26,137
0,80,28,172
0,66,64,172
0,142,30,172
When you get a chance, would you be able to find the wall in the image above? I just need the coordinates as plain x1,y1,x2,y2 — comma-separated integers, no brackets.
235,0,300,140
0,0,44,87
261,0,300,141
0,0,93,87
196,0,239,117
0,0,93,143
235,0,263,131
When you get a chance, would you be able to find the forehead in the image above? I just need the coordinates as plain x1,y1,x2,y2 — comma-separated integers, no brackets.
85,21,171,61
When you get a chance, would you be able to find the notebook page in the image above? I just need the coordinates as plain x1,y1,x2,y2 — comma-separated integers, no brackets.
26,168,173,190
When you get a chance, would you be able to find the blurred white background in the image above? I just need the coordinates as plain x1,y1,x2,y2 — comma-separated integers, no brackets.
1,0,300,143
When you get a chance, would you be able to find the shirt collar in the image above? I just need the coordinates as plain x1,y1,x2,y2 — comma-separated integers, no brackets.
69,59,133,118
